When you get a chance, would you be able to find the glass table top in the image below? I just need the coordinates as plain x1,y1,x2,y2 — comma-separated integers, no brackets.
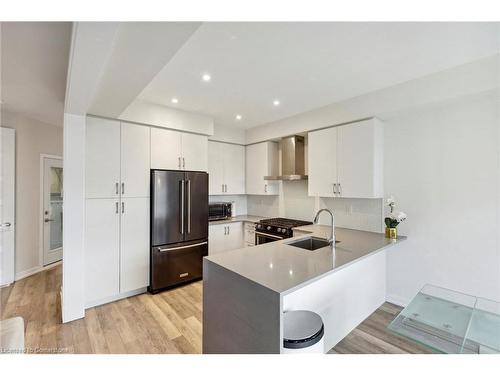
387,284,500,354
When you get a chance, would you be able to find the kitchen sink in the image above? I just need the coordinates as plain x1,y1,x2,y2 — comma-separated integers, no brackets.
286,237,340,251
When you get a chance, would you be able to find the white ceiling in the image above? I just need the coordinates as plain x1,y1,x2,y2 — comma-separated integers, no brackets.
137,22,500,129
1,22,72,126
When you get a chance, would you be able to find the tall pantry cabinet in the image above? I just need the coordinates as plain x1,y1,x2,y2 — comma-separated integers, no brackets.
84,117,150,307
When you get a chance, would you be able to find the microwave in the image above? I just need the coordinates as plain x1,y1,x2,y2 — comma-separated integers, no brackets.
209,202,232,221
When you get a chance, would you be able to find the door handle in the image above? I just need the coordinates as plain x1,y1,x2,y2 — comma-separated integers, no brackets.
115,202,119,214
338,183,342,197
333,183,337,196
158,241,208,252
121,182,124,195
178,157,181,169
121,202,125,214
227,225,230,235
115,182,119,195
222,183,224,193
44,218,54,223
182,157,185,169
1,222,12,227
187,179,191,234
264,184,267,193
180,180,185,234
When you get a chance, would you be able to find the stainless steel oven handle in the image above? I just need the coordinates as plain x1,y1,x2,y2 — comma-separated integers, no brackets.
255,231,284,240
158,241,208,252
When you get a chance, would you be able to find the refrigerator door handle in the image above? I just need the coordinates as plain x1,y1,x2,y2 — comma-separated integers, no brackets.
180,180,185,234
187,179,191,233
158,241,208,252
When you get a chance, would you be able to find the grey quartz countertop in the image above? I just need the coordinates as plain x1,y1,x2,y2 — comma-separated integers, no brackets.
208,215,267,225
205,225,406,295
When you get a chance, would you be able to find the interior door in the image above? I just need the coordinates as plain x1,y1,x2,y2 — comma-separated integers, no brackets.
0,128,15,286
183,172,208,242
42,157,63,265
151,170,185,246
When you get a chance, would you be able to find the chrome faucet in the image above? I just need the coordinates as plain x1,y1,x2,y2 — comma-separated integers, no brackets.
313,208,335,246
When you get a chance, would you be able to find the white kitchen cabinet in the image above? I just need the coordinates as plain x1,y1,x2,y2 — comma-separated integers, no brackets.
208,141,245,195
120,197,150,293
85,199,120,304
224,143,245,194
150,127,182,170
308,127,337,197
181,132,208,171
244,222,255,246
121,122,150,197
308,118,383,199
208,222,244,255
245,142,279,195
151,127,208,171
337,120,384,198
86,117,121,199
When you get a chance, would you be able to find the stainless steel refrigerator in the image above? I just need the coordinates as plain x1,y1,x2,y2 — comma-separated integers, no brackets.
149,169,208,293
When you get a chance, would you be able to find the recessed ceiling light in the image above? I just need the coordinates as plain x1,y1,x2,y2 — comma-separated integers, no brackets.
202,73,211,82
171,98,179,104
273,100,280,106
235,114,242,120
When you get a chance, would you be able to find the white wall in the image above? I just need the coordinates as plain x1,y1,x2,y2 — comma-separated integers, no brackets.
118,99,214,135
210,123,246,145
0,110,63,279
384,91,500,305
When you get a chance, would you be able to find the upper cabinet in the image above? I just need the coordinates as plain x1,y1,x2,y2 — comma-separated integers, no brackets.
86,117,150,199
245,142,279,195
151,127,208,172
208,141,245,195
308,118,384,199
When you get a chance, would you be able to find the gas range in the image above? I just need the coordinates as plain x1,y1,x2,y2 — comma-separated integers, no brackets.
255,218,312,244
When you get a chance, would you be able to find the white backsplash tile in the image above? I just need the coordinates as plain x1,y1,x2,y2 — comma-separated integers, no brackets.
319,197,383,233
246,195,280,218
280,180,316,221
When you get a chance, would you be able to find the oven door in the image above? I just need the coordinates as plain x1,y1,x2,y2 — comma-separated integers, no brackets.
255,231,284,245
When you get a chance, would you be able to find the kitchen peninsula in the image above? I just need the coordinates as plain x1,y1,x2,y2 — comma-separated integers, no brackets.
202,225,406,353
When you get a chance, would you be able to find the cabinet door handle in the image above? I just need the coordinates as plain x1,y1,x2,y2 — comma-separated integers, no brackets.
182,157,185,169
121,202,124,213
222,183,225,193
332,183,336,195
178,157,181,169
264,184,267,193
115,182,119,195
338,183,342,197
121,182,124,195
225,184,228,192
228,225,230,235
115,202,119,214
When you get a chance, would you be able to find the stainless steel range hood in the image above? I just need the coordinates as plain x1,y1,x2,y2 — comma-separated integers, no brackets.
265,135,308,181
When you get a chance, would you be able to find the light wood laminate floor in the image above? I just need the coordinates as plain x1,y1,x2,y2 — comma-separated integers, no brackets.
1,265,433,354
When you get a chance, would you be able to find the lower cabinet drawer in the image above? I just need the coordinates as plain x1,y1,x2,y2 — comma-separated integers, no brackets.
150,239,208,292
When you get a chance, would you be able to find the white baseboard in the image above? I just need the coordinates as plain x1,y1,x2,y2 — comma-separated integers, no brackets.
385,293,411,307
14,261,62,281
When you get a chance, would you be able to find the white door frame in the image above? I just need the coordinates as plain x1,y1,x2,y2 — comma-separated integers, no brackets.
0,127,16,286
39,154,63,267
